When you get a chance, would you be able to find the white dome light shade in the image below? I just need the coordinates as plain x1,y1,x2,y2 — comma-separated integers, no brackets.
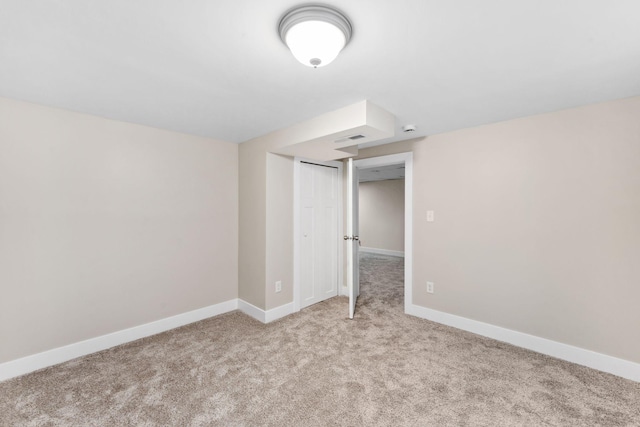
278,5,353,68
285,20,346,68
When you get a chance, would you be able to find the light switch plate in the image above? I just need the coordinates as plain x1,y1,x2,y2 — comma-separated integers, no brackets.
427,210,434,222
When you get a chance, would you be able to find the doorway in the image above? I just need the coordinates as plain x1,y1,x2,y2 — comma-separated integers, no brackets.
352,153,413,316
356,162,406,311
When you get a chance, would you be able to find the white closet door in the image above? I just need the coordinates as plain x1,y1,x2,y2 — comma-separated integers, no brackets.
300,162,339,309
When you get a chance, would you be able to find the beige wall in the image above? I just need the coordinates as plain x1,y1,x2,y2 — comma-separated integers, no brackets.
238,139,268,308
265,153,294,309
359,179,405,252
238,139,296,311
0,97,239,363
357,96,640,364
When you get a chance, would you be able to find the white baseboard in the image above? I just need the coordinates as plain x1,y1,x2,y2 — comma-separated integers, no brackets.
360,247,404,257
406,304,640,382
237,299,265,322
238,299,294,324
0,299,239,382
9,299,633,384
265,302,295,323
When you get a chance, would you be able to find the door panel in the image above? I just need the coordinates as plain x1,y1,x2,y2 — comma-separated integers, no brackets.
300,162,339,309
300,205,315,304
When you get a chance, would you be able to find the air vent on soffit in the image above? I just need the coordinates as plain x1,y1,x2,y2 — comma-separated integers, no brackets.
335,134,366,143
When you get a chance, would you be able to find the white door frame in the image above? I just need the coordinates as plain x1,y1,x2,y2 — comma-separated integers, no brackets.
354,152,413,312
293,157,344,313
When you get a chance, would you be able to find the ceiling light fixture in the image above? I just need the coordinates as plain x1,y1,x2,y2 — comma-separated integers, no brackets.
278,4,352,68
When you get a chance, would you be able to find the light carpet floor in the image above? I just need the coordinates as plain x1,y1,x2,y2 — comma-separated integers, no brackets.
1,253,639,426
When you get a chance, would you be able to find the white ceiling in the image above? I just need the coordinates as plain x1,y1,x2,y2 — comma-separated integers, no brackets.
1,1,639,145
359,164,405,183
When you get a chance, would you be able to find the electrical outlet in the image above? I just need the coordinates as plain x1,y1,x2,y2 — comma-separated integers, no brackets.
427,210,435,222
427,281,434,294
275,281,282,293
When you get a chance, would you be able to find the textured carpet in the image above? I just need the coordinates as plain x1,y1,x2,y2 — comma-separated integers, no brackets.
1,253,639,426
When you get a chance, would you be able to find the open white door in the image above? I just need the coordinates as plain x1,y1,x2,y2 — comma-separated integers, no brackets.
346,158,360,319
